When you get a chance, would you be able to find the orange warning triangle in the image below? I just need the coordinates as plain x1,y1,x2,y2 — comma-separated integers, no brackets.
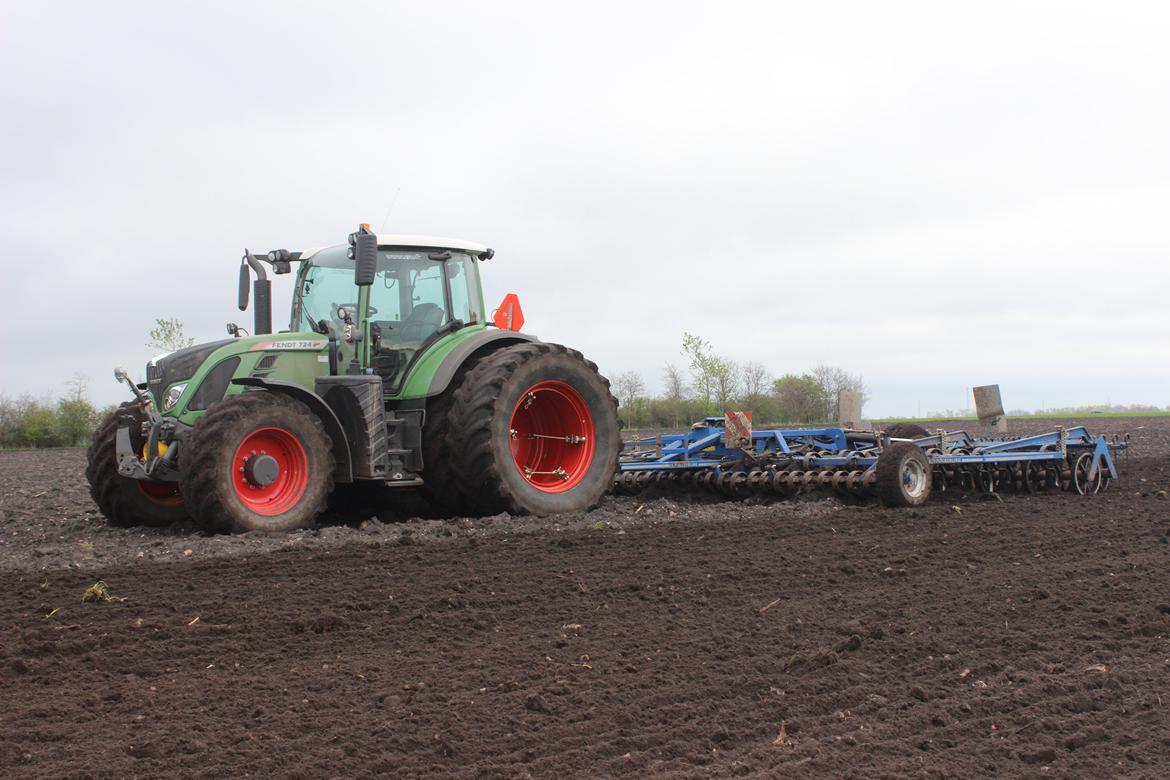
493,293,524,331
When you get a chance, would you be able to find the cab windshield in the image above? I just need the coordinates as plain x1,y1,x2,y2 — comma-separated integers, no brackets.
293,246,483,389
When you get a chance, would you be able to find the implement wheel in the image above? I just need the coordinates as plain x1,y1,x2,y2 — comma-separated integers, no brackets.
447,343,620,516
86,402,188,528
1070,452,1103,495
876,442,932,507
179,392,334,533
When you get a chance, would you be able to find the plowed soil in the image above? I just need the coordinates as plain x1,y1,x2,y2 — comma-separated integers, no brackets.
2,417,1169,778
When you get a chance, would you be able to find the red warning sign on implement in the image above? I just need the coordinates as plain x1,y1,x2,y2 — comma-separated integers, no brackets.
724,411,753,449
493,293,524,331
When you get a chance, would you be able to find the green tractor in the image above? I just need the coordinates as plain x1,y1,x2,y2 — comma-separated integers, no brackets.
86,225,620,533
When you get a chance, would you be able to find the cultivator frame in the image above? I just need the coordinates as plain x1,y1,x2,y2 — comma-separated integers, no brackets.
615,417,1128,506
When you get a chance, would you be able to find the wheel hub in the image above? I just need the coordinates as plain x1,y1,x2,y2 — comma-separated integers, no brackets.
243,452,280,487
231,427,310,515
901,459,927,499
509,380,596,493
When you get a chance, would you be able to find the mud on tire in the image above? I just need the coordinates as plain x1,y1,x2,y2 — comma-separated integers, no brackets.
179,392,334,533
446,343,620,516
885,423,931,440
86,402,188,528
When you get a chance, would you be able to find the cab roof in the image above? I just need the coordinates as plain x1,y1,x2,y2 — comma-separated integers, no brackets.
300,234,488,260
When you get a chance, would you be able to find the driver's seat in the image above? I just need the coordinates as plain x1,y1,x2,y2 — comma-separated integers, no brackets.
395,303,445,344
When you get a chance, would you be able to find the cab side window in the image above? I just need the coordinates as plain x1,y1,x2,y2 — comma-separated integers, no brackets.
447,256,482,324
410,265,446,313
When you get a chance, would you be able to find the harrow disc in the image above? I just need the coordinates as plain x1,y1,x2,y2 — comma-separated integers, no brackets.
1022,464,1043,493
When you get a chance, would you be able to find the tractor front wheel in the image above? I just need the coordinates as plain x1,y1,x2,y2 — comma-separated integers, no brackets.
447,343,620,516
179,392,334,533
86,402,189,528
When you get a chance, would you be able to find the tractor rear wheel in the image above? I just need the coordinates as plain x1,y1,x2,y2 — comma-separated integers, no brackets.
418,355,484,517
447,343,620,516
179,392,334,533
86,402,189,528
876,442,933,507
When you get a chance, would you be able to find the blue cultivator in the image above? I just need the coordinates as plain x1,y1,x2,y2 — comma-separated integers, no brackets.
615,417,1129,507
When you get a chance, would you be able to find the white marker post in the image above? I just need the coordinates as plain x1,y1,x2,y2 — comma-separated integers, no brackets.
837,390,863,429
973,384,1008,434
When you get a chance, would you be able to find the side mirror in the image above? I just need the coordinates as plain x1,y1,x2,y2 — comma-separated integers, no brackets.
352,233,378,286
238,262,250,310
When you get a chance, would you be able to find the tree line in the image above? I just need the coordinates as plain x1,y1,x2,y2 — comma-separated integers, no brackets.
612,332,866,429
0,375,111,449
0,319,193,449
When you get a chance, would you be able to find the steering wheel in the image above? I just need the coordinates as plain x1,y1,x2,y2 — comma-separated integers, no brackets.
332,303,377,320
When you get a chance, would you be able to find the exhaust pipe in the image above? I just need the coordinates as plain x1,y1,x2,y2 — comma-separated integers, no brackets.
239,250,272,335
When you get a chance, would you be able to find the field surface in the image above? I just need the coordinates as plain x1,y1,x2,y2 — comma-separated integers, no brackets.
2,417,1169,778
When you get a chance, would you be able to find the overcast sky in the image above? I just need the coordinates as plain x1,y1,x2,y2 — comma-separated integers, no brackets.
2,2,1167,417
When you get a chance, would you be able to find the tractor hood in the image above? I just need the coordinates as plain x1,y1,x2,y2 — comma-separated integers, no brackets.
145,332,332,419
147,334,330,396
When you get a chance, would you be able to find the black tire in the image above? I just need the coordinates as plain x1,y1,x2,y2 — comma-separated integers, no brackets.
885,423,931,440
86,402,189,528
179,392,335,533
876,442,932,507
418,356,485,517
446,342,620,516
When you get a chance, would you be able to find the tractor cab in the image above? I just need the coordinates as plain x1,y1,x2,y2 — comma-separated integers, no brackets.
291,237,487,391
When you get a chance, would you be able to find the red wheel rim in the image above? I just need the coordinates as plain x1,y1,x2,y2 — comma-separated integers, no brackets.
137,481,184,506
231,427,309,516
509,380,596,493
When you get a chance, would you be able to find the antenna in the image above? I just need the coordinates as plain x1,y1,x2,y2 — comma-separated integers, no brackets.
379,187,402,234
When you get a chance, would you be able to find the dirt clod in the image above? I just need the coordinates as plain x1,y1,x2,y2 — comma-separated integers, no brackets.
524,695,552,714
1019,747,1057,765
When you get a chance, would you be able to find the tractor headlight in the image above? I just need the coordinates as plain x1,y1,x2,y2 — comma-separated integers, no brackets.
163,383,187,411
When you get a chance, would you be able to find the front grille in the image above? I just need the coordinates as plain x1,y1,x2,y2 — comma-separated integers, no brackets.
146,339,234,406
147,363,164,398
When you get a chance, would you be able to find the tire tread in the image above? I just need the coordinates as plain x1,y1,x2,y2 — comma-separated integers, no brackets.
179,392,334,533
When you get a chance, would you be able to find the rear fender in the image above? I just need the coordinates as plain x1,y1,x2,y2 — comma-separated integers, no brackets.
426,330,538,397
